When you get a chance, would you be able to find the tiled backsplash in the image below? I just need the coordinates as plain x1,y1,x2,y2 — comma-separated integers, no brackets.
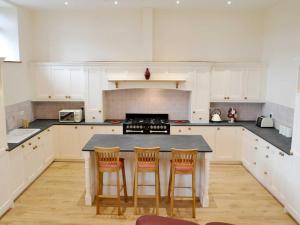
262,102,294,129
103,89,190,120
210,103,263,121
33,101,84,119
5,100,34,131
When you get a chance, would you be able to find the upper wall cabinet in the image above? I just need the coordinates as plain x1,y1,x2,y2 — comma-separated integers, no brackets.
210,65,265,103
32,65,85,101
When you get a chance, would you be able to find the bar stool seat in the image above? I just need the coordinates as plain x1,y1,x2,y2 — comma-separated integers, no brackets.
98,158,124,170
136,215,199,225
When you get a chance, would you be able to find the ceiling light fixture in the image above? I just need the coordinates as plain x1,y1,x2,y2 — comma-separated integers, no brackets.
64,1,69,6
227,1,232,5
176,0,180,5
114,1,118,5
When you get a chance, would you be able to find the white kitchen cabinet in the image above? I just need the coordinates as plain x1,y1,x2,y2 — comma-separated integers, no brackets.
9,145,26,199
79,125,122,149
85,68,106,122
271,147,290,204
70,68,85,100
39,128,55,166
243,69,263,102
33,65,53,100
215,127,242,161
0,151,12,217
33,65,85,101
256,141,274,189
23,136,44,183
56,125,81,160
171,126,242,162
52,67,70,100
210,66,265,102
286,154,300,223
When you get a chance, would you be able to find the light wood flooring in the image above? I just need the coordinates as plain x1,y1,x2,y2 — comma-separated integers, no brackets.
0,162,297,225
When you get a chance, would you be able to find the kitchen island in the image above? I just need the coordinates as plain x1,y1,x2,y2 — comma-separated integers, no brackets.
82,134,212,207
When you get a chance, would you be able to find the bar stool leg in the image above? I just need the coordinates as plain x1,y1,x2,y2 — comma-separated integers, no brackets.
116,170,121,216
192,171,196,218
158,166,161,201
155,169,160,215
134,168,138,215
121,164,128,202
170,167,175,216
96,172,103,215
167,165,172,202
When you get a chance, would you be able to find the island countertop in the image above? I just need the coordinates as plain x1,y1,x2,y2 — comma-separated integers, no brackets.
82,134,213,152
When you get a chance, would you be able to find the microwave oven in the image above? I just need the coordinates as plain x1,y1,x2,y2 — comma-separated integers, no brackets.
59,109,83,123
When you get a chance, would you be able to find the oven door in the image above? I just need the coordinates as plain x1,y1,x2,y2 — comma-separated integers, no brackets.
59,112,75,122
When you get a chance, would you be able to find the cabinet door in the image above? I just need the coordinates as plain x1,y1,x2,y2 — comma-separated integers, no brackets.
70,68,85,101
52,67,71,100
0,151,11,217
191,109,209,123
243,69,262,102
85,69,105,122
227,69,244,101
215,127,241,161
34,66,53,100
256,143,273,189
210,69,228,101
57,126,81,159
286,154,300,221
24,138,39,182
40,128,55,165
271,148,290,204
9,145,26,199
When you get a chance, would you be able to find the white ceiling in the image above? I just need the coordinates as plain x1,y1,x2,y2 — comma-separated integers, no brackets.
7,0,280,10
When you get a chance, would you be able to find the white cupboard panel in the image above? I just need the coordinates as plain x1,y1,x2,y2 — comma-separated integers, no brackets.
34,66,53,100
0,151,12,217
52,67,70,100
57,126,81,159
244,69,262,102
70,68,85,101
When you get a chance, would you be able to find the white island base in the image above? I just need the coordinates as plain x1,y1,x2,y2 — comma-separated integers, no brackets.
83,151,211,208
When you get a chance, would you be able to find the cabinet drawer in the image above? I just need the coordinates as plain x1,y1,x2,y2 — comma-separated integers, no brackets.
191,110,209,123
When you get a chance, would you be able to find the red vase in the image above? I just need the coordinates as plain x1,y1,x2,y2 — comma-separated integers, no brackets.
145,68,151,80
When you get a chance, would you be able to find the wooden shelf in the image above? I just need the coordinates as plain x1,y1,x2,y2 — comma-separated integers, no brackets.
108,79,186,89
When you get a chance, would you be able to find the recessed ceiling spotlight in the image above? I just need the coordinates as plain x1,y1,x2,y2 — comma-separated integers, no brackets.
176,0,180,5
114,1,118,5
64,1,69,6
227,1,232,5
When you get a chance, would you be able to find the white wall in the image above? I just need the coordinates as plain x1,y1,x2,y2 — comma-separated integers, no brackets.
31,8,265,62
2,7,34,106
154,9,264,62
262,0,300,108
32,9,146,61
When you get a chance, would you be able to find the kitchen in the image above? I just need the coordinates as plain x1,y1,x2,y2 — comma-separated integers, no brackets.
0,0,300,225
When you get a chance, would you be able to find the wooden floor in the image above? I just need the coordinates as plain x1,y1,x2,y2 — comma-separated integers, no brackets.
0,162,297,225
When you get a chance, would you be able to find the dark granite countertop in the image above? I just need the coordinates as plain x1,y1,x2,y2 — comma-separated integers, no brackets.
7,119,122,151
6,119,292,155
82,134,212,152
171,121,292,155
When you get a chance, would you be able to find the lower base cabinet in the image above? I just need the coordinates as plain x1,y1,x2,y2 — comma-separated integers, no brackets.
55,125,122,160
171,126,241,162
0,151,12,216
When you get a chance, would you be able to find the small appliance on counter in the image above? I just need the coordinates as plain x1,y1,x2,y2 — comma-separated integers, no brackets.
210,109,222,122
59,109,83,123
228,107,237,123
256,115,274,128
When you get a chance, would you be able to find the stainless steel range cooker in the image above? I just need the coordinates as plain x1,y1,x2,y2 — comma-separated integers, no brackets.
123,113,170,135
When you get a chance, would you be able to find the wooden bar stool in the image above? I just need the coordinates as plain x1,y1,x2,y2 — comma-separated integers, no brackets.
168,148,197,218
94,147,128,215
133,147,161,215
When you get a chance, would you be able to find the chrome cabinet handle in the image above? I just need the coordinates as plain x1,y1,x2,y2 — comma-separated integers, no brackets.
188,127,192,131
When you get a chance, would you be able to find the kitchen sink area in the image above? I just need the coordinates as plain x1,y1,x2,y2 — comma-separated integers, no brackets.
7,128,41,144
